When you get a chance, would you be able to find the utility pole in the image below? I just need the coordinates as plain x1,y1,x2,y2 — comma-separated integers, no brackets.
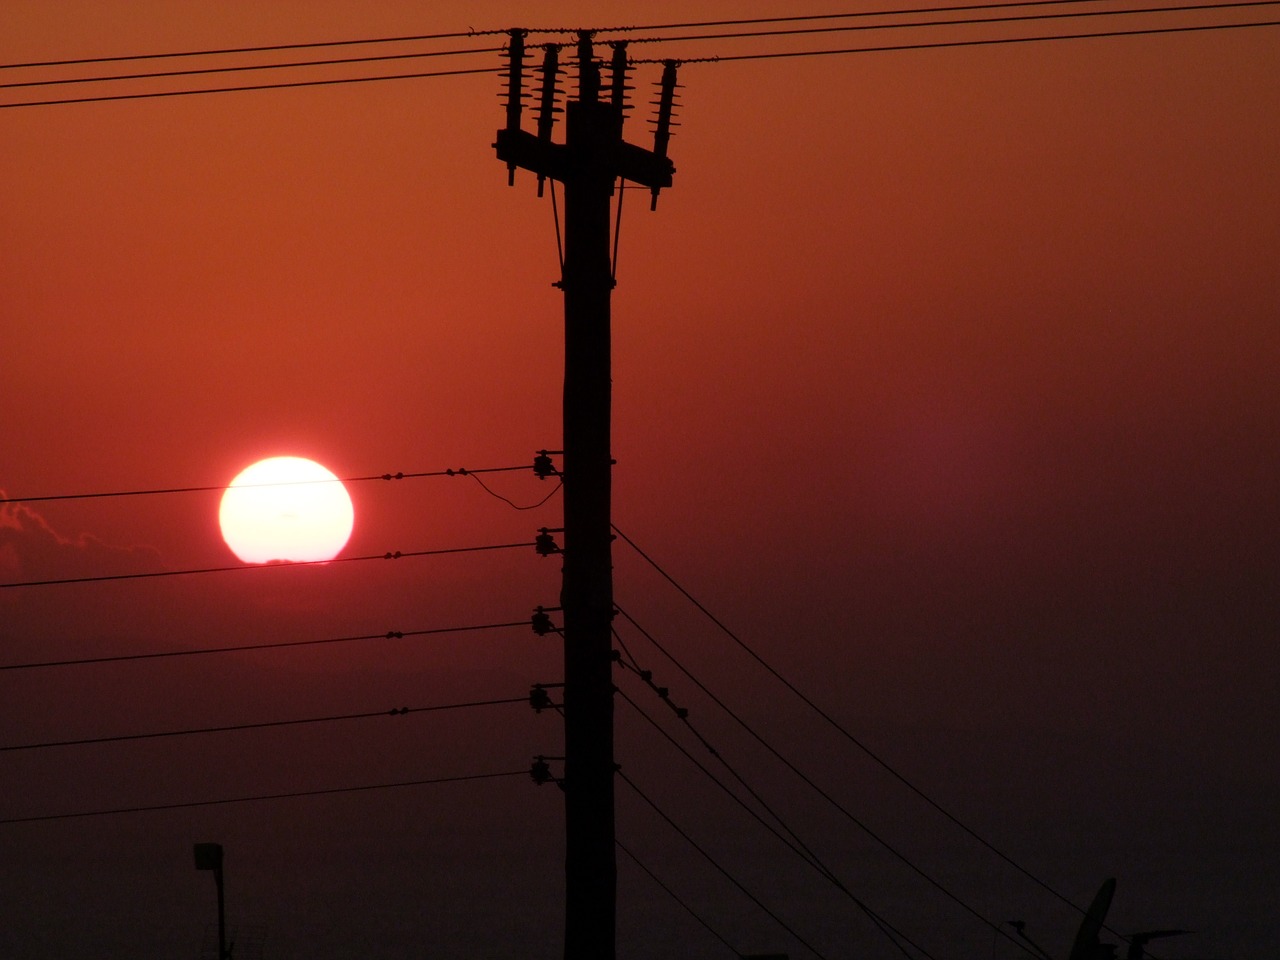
494,30,678,960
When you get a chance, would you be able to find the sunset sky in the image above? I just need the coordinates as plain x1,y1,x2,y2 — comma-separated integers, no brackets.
3,3,1277,959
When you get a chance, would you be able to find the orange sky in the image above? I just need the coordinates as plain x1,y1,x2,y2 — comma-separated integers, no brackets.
3,4,1278,959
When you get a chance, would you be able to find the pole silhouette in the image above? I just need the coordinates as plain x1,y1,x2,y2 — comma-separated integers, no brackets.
495,30,677,960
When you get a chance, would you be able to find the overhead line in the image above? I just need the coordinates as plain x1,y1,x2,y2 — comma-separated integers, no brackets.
616,838,741,957
0,2,1117,69
617,685,838,887
0,620,530,671
0,770,528,825
634,16,1280,63
0,541,535,590
621,1,1280,46
0,64,495,110
613,525,1093,924
618,770,833,960
534,0,1116,33
0,464,529,505
612,603,1039,959
616,686,930,960
0,45,502,91
5,9,1275,109
1,696,528,752
0,28,509,70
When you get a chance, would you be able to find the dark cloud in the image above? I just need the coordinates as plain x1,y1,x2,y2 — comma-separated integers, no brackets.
0,495,162,585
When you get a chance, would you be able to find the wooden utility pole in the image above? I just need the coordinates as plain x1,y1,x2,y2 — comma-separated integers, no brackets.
494,30,677,960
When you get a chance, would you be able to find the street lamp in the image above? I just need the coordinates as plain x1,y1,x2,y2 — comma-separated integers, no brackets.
193,842,229,960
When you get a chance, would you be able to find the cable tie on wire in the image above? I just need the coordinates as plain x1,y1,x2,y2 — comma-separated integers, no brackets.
388,707,409,716
385,631,403,640
383,551,403,560
381,472,405,480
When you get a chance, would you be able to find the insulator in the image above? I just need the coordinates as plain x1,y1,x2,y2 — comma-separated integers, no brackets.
503,29,528,133
535,45,562,142
535,529,561,556
503,28,528,187
650,59,679,209
529,685,553,712
531,607,554,636
532,451,556,478
609,41,630,114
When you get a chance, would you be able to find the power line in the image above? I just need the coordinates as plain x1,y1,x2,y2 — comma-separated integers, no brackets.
0,770,526,825
616,684,835,886
0,64,495,110
0,464,530,505
618,769,833,960
515,0,1254,35
614,637,845,887
616,685,930,960
0,45,502,91
1,696,528,752
467,475,564,511
0,3,1166,96
612,603,1038,958
613,527,1100,930
612,530,1091,914
0,619,530,672
621,1,1280,46
0,540,535,590
615,838,741,957
0,28,510,70
0,3,1114,70
635,16,1280,63
4,9,1275,110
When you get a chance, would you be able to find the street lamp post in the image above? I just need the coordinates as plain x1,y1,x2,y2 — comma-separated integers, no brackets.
193,842,228,960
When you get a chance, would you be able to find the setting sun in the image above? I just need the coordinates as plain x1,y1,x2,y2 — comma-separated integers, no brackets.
218,456,354,563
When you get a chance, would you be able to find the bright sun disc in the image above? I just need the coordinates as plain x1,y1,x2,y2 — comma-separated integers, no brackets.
219,457,354,563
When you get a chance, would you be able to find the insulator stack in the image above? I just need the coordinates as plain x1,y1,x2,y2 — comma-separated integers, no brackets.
608,42,634,117
576,31,600,103
649,60,682,209
501,28,529,185
535,44,563,197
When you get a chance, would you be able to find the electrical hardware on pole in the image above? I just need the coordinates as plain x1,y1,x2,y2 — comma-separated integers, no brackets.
494,27,679,960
